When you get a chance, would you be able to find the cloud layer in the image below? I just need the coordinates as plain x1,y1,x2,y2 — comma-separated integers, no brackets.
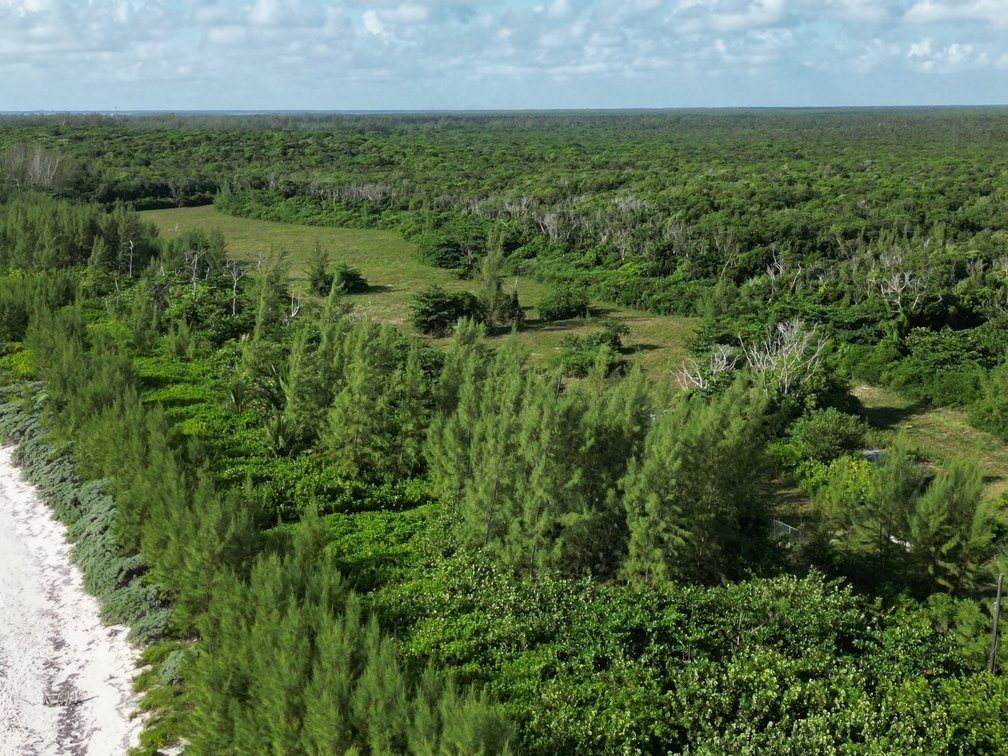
1,0,1005,109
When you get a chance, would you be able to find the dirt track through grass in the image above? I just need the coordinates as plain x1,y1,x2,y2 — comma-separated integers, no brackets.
142,206,697,378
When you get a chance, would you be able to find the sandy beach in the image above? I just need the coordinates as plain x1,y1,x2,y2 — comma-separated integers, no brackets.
0,445,142,756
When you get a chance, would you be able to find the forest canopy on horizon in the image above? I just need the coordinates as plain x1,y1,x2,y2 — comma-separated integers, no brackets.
0,109,1007,754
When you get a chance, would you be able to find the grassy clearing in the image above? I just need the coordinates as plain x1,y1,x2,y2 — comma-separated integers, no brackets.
141,206,697,378
854,383,1008,499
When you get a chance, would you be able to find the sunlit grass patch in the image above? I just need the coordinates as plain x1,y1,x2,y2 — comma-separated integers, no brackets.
854,383,1008,499
142,206,698,378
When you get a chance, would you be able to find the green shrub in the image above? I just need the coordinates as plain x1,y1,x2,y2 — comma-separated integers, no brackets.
787,407,868,464
410,285,485,337
537,286,590,321
333,262,368,293
968,359,1008,440
550,319,630,377
412,216,491,272
305,243,334,295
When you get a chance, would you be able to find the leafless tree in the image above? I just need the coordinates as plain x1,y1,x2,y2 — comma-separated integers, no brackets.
224,258,249,316
183,248,205,301
867,248,937,315
124,239,136,278
676,344,738,391
739,319,828,396
284,295,301,325
765,247,802,300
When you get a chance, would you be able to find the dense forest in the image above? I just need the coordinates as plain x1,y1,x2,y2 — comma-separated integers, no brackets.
0,109,1006,754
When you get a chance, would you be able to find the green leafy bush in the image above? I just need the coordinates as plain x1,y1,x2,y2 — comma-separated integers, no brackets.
537,286,590,321
551,320,629,377
968,358,1008,440
410,285,485,336
333,262,368,293
786,407,868,464
305,243,334,295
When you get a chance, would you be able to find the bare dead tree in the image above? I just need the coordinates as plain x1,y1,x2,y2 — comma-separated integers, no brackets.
764,246,802,300
868,248,936,315
183,248,205,301
676,344,738,391
124,239,135,278
739,319,828,396
284,295,301,325
224,258,249,316
537,212,562,242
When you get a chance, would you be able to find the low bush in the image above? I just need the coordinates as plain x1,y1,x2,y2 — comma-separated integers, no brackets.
537,285,590,321
787,407,869,464
333,262,368,293
410,285,485,337
552,321,629,377
969,359,1008,441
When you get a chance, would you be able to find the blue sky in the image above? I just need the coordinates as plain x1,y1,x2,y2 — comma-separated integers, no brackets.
1,0,1006,110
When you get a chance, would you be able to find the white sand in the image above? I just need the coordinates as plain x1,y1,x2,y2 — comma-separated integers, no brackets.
0,445,143,756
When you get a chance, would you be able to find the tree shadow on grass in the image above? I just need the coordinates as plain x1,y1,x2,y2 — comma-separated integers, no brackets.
859,400,929,431
982,473,1005,490
625,343,662,353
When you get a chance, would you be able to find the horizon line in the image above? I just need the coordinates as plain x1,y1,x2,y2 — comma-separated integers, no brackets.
3,104,1008,117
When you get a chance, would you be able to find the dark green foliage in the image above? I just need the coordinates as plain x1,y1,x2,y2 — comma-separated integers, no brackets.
537,285,590,321
427,344,652,578
969,357,1008,441
888,327,989,406
476,250,524,332
256,455,430,521
387,557,1007,755
0,193,159,272
811,447,1003,597
552,319,630,377
411,284,486,337
305,241,334,295
622,381,771,585
334,262,369,293
186,524,515,754
0,271,77,341
4,120,1008,754
412,216,492,273
783,407,868,464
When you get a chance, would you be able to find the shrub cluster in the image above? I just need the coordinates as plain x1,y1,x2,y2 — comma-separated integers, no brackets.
537,285,590,321
410,285,485,336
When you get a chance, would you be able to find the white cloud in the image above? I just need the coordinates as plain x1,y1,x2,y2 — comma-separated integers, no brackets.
905,1,1008,28
674,0,788,33
907,36,990,71
380,4,430,24
362,9,384,35
820,0,890,24
544,0,572,21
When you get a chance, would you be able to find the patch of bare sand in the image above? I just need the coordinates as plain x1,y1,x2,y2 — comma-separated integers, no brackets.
0,445,142,755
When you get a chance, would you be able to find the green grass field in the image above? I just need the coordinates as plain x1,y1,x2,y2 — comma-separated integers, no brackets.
141,206,698,378
854,383,1008,500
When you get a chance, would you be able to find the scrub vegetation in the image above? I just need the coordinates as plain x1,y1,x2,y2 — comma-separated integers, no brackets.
0,109,1006,753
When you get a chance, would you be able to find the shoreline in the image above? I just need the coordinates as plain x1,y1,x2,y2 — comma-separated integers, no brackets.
0,444,143,755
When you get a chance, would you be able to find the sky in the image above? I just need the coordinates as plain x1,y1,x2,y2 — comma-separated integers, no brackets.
1,0,1007,111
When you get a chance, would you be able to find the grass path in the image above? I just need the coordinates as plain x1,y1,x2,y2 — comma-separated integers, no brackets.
141,206,697,378
854,383,1008,499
